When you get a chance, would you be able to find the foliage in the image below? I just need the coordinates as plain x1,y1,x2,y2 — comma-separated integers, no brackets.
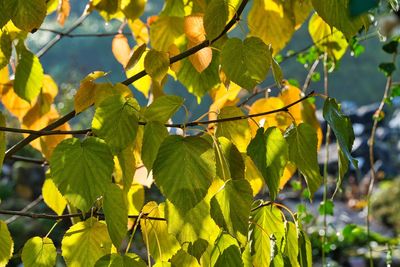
0,0,398,266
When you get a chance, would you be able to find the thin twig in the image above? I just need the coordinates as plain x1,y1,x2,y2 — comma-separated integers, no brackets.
366,51,397,267
36,2,92,58
237,83,277,107
0,126,89,136
5,195,44,224
37,28,132,38
8,155,47,165
302,58,321,92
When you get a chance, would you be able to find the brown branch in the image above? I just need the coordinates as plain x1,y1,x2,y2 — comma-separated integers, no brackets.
5,195,43,224
0,210,166,222
0,126,89,136
4,0,250,159
37,28,132,38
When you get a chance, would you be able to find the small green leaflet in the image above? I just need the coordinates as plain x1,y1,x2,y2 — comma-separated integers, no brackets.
285,123,322,198
95,253,146,267
21,237,57,267
144,49,170,83
153,136,216,211
204,0,228,40
247,127,288,201
92,95,140,154
14,45,44,102
221,37,272,90
210,179,253,245
210,233,244,267
50,137,114,212
323,98,357,169
141,121,169,170
103,184,128,249
142,95,184,123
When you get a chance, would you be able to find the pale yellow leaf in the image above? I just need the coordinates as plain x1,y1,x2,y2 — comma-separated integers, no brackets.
42,172,67,216
184,14,206,43
112,33,132,67
57,0,71,26
209,83,241,121
127,183,144,229
279,161,297,189
188,41,212,73
128,18,149,45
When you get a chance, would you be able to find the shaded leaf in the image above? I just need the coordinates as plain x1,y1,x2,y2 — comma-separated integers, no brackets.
10,0,46,32
210,233,244,267
95,253,146,267
171,250,200,267
141,121,168,170
0,30,11,69
204,0,229,40
144,50,170,83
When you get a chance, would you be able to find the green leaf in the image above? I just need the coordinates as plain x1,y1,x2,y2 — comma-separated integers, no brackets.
9,0,46,32
379,63,396,77
0,220,13,267
284,222,300,267
143,95,184,123
211,233,244,267
166,180,223,244
144,50,170,83
125,43,147,71
285,123,322,198
247,127,288,200
14,46,44,102
349,0,379,16
210,179,253,246
318,200,334,216
141,121,168,170
92,95,140,153
171,249,200,267
177,53,220,99
0,30,11,69
160,0,185,17
221,37,271,90
21,237,56,267
62,218,113,267
204,0,228,40
120,0,146,21
311,0,369,39
0,0,12,28
216,106,251,153
95,253,146,267
0,112,5,169
382,41,399,54
249,204,285,267
50,137,114,212
116,144,136,191
150,16,184,52
215,137,245,180
141,202,181,262
103,184,128,249
187,239,209,262
271,57,284,87
323,98,357,169
153,135,215,211
298,230,312,267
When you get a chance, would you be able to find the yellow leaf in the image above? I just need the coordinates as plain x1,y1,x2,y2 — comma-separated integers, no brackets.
279,84,303,123
244,155,264,196
94,83,133,106
42,172,67,216
126,50,152,97
128,19,149,45
248,0,295,54
248,97,290,136
57,0,71,26
127,183,144,229
184,14,206,43
301,99,323,150
308,13,348,61
62,218,113,267
150,16,185,52
112,34,132,67
168,44,181,74
74,71,107,113
209,83,241,121
40,117,72,159
279,161,297,189
1,82,31,121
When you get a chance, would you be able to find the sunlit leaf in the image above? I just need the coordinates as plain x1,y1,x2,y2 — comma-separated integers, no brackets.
285,123,322,198
301,99,323,149
103,184,128,249
209,83,241,121
210,179,253,245
62,218,113,267
243,155,265,196
95,253,146,267
279,161,297,189
285,222,300,267
50,137,114,211
142,121,168,170
150,16,185,51
210,233,243,267
144,50,170,83
311,0,369,39
128,18,149,45
121,0,146,20
57,0,70,26
74,71,107,114
280,84,303,123
142,95,184,122
42,172,67,216
94,83,133,106
14,45,44,102
153,136,215,211
0,220,13,267
92,95,140,153
308,13,348,61
21,237,56,267
112,33,131,67
221,37,271,90
91,0,123,21
216,106,251,153
115,144,136,191
189,41,212,73
184,14,206,43
125,43,146,71
127,183,145,229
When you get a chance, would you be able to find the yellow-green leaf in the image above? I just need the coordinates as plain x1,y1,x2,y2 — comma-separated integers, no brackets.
221,37,271,90
0,30,11,69
42,172,67,216
210,233,243,267
171,249,200,267
95,253,146,267
103,184,128,249
62,218,113,267
0,112,5,169
150,16,184,52
144,50,170,83
142,95,184,123
204,0,228,40
121,0,146,21
309,13,348,61
142,121,168,170
0,220,13,267
21,237,56,267
50,137,114,212
92,95,140,153
14,46,44,102
216,106,251,153
141,202,181,262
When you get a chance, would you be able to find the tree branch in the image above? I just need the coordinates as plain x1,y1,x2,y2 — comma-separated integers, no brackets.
4,0,250,159
37,28,132,38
